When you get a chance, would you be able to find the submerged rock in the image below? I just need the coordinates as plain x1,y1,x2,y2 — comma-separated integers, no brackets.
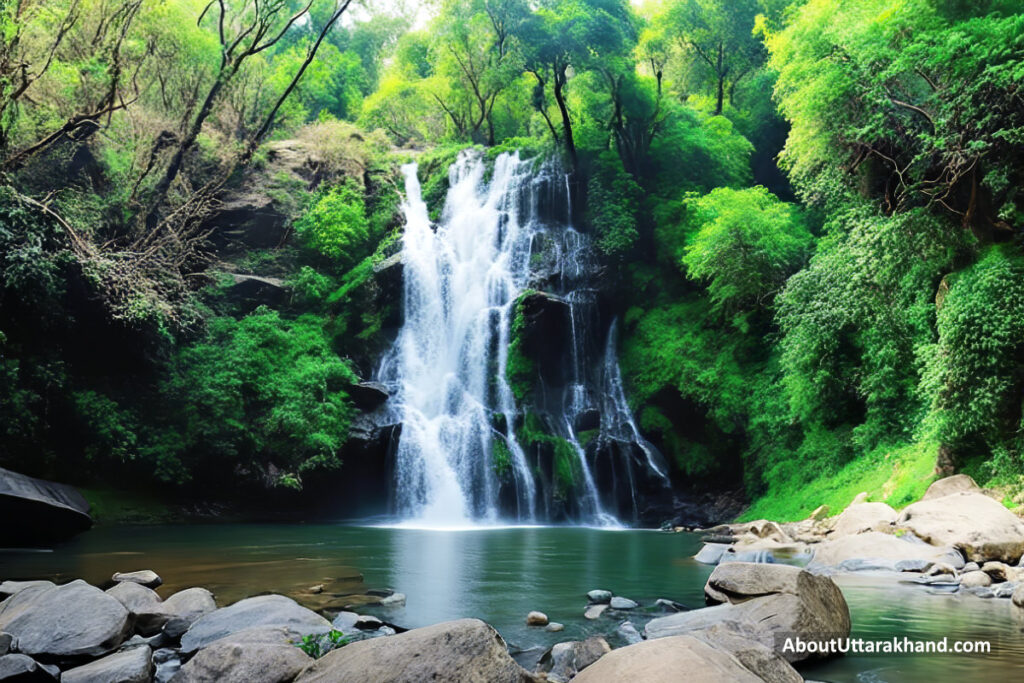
616,621,643,645
293,618,534,683
584,604,608,620
545,623,564,633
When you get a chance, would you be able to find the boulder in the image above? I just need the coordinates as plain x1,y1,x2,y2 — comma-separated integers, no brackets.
584,604,608,620
112,570,162,589
960,571,992,588
347,382,390,412
609,597,637,610
1012,584,1024,608
694,544,729,565
896,492,1024,563
526,612,548,626
162,587,217,626
0,580,129,658
540,637,610,683
573,635,762,683
0,467,91,544
0,583,52,599
106,582,167,636
586,590,612,604
962,561,981,573
293,618,534,683
647,563,850,663
180,595,330,654
0,654,57,681
921,474,980,501
172,626,313,683
831,502,896,536
62,646,152,683
690,623,803,683
809,531,964,570
981,561,1015,583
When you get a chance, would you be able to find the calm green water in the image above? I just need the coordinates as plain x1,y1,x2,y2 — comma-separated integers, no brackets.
2,525,1022,680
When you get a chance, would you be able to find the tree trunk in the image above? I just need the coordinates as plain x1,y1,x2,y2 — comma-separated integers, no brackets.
715,44,725,115
553,67,577,171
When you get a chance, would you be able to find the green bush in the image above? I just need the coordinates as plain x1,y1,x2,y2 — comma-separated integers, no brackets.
294,180,371,265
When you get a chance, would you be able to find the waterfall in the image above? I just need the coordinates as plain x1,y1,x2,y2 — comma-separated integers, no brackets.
378,150,667,527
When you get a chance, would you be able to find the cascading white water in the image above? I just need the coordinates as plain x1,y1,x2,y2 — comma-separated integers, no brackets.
380,150,668,526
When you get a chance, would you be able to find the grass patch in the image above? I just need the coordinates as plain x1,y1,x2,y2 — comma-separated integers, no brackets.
739,441,938,522
80,487,176,525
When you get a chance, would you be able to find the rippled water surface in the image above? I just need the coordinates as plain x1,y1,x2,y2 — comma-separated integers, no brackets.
3,525,1022,680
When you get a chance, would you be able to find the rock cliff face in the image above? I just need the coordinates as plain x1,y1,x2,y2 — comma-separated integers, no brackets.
0,467,91,544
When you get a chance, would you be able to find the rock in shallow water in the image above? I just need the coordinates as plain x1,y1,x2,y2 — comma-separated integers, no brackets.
0,580,130,658
584,604,608,620
526,611,549,626
293,618,533,683
586,590,612,604
609,597,637,610
62,645,152,683
112,570,162,589
541,637,610,683
694,543,729,565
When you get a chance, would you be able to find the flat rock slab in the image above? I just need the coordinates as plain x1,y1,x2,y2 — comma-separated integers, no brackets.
831,502,896,537
173,626,313,683
809,531,964,570
180,594,330,654
0,467,91,544
0,580,129,658
294,618,534,683
573,635,762,683
897,492,1024,563
62,645,152,683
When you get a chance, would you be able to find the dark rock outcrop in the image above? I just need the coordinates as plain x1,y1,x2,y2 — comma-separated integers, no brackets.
347,382,390,412
0,468,91,545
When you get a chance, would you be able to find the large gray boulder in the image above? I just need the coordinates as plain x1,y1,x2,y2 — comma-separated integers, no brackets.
171,626,312,683
294,618,535,683
61,646,152,683
572,636,762,683
0,654,58,681
897,492,1024,563
0,580,129,658
162,588,217,626
180,595,329,654
921,474,980,501
106,582,167,635
690,623,802,683
0,467,91,544
831,502,896,536
539,637,610,683
809,531,964,570
646,563,850,663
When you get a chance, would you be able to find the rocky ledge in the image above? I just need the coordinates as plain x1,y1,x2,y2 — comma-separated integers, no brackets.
0,562,850,682
692,475,1024,605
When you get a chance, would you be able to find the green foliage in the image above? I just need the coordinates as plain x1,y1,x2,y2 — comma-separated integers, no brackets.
518,413,581,501
297,630,350,659
294,180,371,264
682,186,811,312
586,152,641,257
506,291,536,401
492,437,513,477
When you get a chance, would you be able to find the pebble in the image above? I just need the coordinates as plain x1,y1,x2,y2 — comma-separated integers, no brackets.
526,611,549,626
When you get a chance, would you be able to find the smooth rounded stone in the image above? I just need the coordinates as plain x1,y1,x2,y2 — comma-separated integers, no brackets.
584,604,608,620
152,648,181,683
609,597,638,610
0,582,53,599
927,562,960,576
897,492,1024,563
354,615,383,630
62,645,152,683
180,594,330,654
0,632,12,656
654,598,687,612
540,637,610,683
331,611,360,633
616,621,643,645
960,570,992,588
0,579,130,658
809,531,963,570
650,563,851,664
574,635,762,683
922,474,981,501
293,618,533,683
0,654,58,681
173,626,313,683
690,623,803,683
895,559,934,573
694,543,729,565
832,502,897,536
981,561,1014,582
112,570,162,589
962,562,981,573
106,581,168,636
378,592,406,608
545,623,565,633
586,590,612,604
1012,584,1024,607
526,611,549,626
162,588,216,625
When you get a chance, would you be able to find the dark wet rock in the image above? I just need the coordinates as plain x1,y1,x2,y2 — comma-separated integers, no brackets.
62,646,152,683
180,595,329,654
516,291,572,386
0,654,58,681
0,467,91,545
573,635,762,683
348,382,390,412
223,274,289,313
152,648,181,683
293,618,534,683
586,590,612,604
173,626,312,683
354,615,383,630
0,580,129,658
539,636,610,683
573,409,601,433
